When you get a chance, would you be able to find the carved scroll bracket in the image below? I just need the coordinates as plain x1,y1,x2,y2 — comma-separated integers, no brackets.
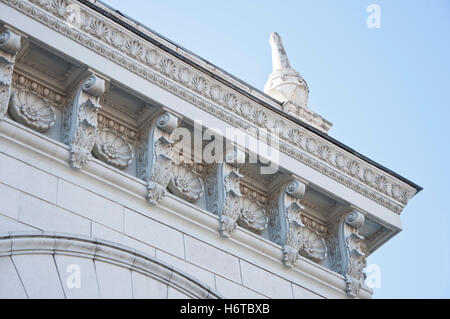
215,148,245,238
0,27,21,120
329,210,366,297
273,179,306,267
65,73,107,169
137,112,180,206
268,177,327,267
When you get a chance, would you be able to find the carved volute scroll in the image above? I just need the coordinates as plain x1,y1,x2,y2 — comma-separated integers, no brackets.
136,112,180,205
269,179,306,267
268,178,328,267
65,73,106,169
0,28,21,120
328,210,367,297
215,148,245,238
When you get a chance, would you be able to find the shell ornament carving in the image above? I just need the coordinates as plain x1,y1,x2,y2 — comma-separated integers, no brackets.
240,101,252,118
209,85,222,101
374,175,388,192
88,20,109,41
125,39,143,58
237,197,268,234
92,129,134,169
316,145,331,161
363,169,375,186
346,160,360,177
335,154,346,169
110,31,124,48
168,164,204,202
177,67,191,84
145,49,159,66
159,58,176,77
288,129,302,146
9,91,55,132
252,110,268,127
306,138,317,153
49,0,74,20
222,93,238,111
191,76,208,93
13,0,414,214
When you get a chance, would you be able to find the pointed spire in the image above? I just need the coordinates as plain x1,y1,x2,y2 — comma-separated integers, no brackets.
269,32,292,72
264,32,309,107
264,32,332,133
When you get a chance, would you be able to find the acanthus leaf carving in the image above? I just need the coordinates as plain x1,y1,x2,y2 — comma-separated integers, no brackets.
0,28,21,121
136,112,180,206
64,73,106,169
219,169,242,237
328,210,367,297
8,0,417,212
283,201,306,267
208,148,245,238
269,179,327,267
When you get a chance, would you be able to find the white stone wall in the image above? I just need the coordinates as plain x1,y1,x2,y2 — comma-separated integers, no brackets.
0,119,361,299
0,232,218,299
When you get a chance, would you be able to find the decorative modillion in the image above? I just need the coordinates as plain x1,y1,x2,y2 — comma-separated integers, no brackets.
136,112,180,205
268,179,327,267
0,27,21,120
6,0,417,215
64,73,106,169
328,210,367,297
214,148,245,237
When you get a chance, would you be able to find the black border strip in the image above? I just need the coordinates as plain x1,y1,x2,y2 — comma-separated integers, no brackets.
77,0,422,193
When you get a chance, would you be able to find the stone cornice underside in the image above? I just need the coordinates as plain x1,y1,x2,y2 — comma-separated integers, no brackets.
0,0,418,213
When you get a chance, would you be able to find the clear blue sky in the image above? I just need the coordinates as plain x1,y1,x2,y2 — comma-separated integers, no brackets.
102,0,450,298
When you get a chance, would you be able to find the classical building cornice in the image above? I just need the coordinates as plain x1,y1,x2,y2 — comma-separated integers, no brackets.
0,0,421,214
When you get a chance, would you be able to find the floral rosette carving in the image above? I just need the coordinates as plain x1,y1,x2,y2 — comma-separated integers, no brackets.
9,0,418,214
237,197,268,234
8,91,55,132
92,129,133,169
168,164,204,202
298,228,327,262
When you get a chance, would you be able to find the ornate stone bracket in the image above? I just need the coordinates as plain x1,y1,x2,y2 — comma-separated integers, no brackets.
0,27,21,120
269,179,306,267
2,0,418,213
329,210,367,297
268,178,328,268
215,148,244,238
65,73,106,169
136,112,180,205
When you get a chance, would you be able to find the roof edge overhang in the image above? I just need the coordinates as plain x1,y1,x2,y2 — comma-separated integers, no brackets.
78,0,421,195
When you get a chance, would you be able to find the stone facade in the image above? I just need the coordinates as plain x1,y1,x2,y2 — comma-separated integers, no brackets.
0,0,420,299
